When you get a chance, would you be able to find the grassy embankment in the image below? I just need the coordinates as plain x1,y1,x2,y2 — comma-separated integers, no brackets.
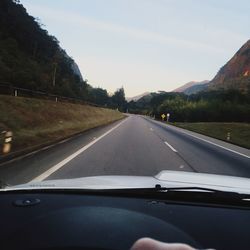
172,122,250,149
0,95,125,155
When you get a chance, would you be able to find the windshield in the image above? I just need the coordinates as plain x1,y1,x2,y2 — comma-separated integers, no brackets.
0,0,249,191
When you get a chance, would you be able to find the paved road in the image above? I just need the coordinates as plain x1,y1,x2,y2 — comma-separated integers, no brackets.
0,115,250,185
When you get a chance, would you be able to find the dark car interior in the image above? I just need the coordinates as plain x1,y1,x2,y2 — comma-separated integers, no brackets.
1,188,250,250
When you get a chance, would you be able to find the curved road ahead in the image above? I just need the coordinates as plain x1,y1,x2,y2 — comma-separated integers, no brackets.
0,115,249,185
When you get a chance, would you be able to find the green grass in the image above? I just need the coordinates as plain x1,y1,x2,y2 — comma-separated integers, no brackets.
0,95,125,155
171,122,250,149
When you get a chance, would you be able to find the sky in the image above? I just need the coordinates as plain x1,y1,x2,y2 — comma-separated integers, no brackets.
20,0,250,97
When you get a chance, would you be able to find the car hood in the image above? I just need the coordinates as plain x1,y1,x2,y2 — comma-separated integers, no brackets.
3,170,250,194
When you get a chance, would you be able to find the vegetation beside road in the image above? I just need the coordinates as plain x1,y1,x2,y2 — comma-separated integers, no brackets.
128,90,250,123
171,122,250,149
0,95,125,155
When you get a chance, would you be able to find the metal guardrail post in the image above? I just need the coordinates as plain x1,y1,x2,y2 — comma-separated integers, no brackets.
2,131,13,154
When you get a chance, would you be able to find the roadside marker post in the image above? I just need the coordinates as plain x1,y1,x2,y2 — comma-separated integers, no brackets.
227,132,231,141
167,113,170,122
2,131,13,154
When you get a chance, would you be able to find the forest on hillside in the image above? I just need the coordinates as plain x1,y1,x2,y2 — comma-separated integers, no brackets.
128,90,250,122
0,0,127,111
0,0,84,97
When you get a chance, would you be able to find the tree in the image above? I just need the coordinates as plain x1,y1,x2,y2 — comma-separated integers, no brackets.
111,87,127,111
87,86,109,106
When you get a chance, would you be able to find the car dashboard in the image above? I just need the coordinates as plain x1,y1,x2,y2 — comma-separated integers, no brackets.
0,189,250,250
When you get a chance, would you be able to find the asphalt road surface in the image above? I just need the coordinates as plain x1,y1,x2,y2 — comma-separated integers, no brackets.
0,115,250,185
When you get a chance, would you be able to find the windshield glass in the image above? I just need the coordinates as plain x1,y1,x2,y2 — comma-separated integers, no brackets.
0,0,249,190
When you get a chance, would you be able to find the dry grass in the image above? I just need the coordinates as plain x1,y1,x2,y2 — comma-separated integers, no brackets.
0,95,124,154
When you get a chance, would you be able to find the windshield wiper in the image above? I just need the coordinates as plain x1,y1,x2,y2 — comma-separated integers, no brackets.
2,184,250,201
153,184,250,199
153,184,246,196
154,184,229,192
96,184,250,203
2,185,250,206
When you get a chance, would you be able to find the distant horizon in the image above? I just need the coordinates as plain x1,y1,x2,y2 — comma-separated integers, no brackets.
21,0,250,96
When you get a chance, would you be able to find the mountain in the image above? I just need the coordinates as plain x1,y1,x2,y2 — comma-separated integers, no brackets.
126,92,150,102
172,40,250,95
0,0,86,98
208,40,250,93
173,80,209,95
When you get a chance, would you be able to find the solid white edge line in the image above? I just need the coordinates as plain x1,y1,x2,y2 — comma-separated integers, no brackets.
169,126,250,159
164,141,178,153
31,118,127,182
155,120,250,159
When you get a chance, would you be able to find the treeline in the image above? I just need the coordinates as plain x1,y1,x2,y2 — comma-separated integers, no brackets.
0,0,127,111
86,86,127,111
128,90,250,122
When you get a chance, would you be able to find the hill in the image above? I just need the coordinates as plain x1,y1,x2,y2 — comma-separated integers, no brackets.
0,0,86,98
208,40,250,93
173,80,209,95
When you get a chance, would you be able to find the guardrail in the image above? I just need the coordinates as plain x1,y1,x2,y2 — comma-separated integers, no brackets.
0,82,101,107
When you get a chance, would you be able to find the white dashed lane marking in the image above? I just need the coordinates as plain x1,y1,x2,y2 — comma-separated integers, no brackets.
164,141,178,153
